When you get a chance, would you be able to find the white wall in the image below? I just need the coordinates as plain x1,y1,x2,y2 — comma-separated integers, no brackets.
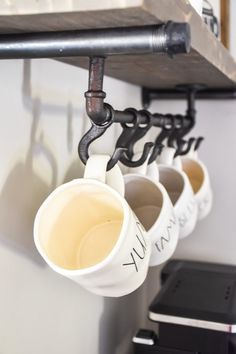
1,46,236,354
0,59,151,354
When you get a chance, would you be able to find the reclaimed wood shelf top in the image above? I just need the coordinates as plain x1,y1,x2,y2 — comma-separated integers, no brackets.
0,0,236,89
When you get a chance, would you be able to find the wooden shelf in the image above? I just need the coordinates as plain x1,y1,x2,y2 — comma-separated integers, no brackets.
0,0,235,89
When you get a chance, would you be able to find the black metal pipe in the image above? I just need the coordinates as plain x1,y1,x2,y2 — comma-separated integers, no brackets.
0,22,190,59
113,110,190,128
84,56,192,126
84,56,191,127
85,57,110,124
186,88,196,120
142,86,236,109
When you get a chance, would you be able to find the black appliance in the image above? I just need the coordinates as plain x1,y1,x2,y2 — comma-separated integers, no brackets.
133,260,236,354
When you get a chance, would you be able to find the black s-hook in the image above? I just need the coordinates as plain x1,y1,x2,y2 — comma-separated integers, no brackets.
78,103,127,170
148,114,174,164
117,108,154,168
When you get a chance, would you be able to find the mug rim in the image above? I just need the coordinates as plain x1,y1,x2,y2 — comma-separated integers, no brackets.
34,178,133,277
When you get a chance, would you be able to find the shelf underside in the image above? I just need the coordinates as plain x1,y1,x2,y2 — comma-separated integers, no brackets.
0,0,235,89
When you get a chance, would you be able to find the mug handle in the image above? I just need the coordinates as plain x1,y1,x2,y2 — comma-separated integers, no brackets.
125,151,160,181
146,162,159,181
84,154,125,196
157,146,184,171
157,146,176,166
187,143,198,159
173,156,183,171
126,151,148,175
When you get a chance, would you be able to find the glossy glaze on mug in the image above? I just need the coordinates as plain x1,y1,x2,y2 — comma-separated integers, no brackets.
158,164,198,239
124,161,179,266
181,153,213,220
34,155,151,297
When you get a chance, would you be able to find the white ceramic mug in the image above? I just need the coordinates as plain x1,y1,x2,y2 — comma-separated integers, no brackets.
157,147,198,239
181,147,213,220
124,158,179,267
34,154,151,297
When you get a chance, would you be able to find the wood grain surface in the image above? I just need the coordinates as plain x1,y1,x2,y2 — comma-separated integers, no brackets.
0,0,235,88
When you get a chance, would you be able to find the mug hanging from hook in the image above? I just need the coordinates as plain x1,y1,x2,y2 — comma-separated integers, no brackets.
175,137,196,157
78,103,128,171
125,109,154,159
167,114,183,149
168,114,195,156
116,108,154,168
148,114,175,164
174,84,206,156
194,136,204,151
176,135,204,157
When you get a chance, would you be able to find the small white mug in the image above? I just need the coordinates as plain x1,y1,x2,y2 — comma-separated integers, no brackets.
157,147,198,239
34,154,151,297
124,157,179,267
181,147,213,220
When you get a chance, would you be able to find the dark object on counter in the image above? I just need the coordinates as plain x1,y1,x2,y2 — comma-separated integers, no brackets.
133,260,236,354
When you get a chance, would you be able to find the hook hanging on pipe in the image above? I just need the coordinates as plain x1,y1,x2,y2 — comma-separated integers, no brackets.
77,21,192,167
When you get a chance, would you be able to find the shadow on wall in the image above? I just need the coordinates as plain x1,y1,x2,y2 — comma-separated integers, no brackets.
0,56,113,269
0,59,90,267
0,61,60,266
63,109,89,182
0,97,58,265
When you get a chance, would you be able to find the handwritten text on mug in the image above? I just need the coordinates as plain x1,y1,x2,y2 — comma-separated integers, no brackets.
122,222,147,272
155,216,177,253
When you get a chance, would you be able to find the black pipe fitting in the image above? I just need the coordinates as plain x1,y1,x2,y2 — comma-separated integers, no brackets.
85,57,113,125
158,22,191,56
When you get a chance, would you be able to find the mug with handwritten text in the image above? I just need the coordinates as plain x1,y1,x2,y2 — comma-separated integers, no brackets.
34,155,151,297
124,158,179,267
158,147,198,239
181,147,212,220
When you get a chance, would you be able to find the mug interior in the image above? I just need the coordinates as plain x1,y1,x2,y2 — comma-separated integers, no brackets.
36,182,124,270
159,166,184,206
124,175,163,231
181,158,204,193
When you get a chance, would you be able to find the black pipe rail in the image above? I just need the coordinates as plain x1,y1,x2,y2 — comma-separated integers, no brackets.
0,19,195,167
0,22,190,59
85,57,194,127
0,21,191,126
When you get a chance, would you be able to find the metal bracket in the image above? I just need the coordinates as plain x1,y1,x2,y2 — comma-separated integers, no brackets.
142,86,236,109
79,58,197,167
84,58,196,127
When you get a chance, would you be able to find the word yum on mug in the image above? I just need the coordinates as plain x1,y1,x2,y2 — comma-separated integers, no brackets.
123,221,148,273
